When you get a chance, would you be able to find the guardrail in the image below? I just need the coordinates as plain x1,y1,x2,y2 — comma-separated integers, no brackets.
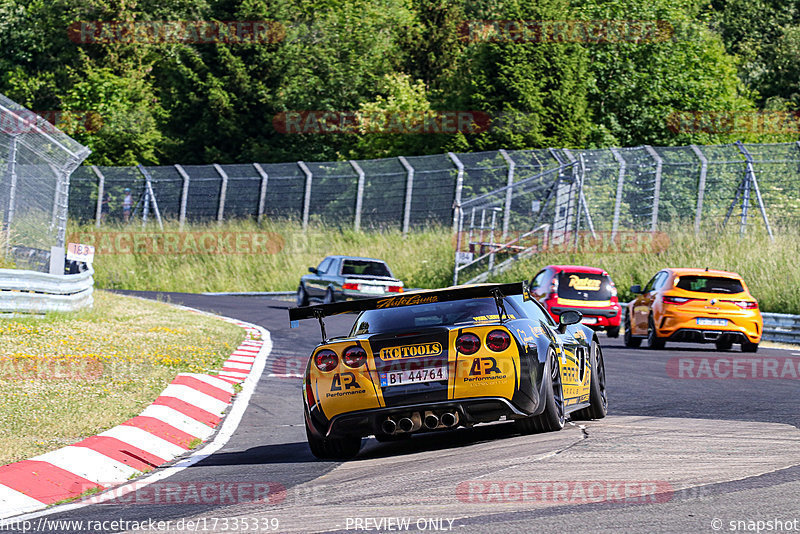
0,267,94,314
761,313,800,345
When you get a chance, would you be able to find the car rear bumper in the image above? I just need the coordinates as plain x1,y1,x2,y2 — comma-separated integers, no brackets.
311,397,527,439
658,313,762,343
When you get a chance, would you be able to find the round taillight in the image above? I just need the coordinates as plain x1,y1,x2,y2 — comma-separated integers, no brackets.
456,333,481,355
486,329,511,352
343,345,367,368
314,349,338,372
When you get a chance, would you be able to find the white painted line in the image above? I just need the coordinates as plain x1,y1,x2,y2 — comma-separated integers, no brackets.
179,373,235,394
139,405,215,440
0,485,45,516
99,426,185,461
160,384,229,415
223,361,252,371
219,371,249,380
31,447,139,486
228,355,256,364
267,373,303,378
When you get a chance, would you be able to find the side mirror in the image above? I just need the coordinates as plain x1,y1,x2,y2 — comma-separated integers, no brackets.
558,310,582,333
308,267,318,274
630,284,642,294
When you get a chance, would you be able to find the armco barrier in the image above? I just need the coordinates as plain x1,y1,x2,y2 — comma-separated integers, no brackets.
0,267,94,314
761,312,800,344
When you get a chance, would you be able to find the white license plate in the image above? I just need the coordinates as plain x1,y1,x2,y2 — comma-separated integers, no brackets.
581,317,598,325
360,285,385,294
379,365,448,387
696,317,727,326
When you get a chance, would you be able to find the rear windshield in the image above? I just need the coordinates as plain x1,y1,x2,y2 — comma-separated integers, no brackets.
557,272,613,301
351,298,505,335
675,276,744,294
341,260,391,277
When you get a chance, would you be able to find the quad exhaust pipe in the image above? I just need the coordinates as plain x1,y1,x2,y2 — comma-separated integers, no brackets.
381,418,397,435
423,411,439,430
440,411,459,428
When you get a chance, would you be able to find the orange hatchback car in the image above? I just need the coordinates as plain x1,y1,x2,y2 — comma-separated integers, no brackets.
624,268,762,352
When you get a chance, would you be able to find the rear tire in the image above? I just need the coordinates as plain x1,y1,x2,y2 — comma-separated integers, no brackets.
647,315,666,350
741,340,759,353
305,420,361,460
572,340,608,420
606,326,620,338
515,348,565,434
715,338,733,351
623,314,641,348
296,284,309,307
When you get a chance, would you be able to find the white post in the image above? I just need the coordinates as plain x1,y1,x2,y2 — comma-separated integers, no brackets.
92,165,105,227
499,149,515,241
690,145,707,234
175,164,190,230
298,161,313,231
609,148,627,240
644,145,662,232
448,152,464,233
350,160,365,231
253,163,269,222
213,163,228,223
398,156,414,236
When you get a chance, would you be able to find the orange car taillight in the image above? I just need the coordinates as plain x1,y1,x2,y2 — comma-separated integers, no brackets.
314,349,338,372
724,300,758,309
342,345,367,368
456,333,480,355
663,296,695,304
342,283,360,290
486,330,511,352
387,285,403,293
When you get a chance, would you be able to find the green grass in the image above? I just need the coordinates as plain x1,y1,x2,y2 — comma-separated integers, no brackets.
72,220,800,314
0,291,244,465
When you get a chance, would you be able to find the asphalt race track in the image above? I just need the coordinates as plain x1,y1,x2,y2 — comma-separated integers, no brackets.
11,293,800,534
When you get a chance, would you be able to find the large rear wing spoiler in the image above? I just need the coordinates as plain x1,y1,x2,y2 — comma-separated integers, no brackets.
288,282,527,326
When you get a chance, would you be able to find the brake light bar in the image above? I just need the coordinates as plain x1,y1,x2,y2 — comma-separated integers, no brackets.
387,285,404,293
722,299,758,309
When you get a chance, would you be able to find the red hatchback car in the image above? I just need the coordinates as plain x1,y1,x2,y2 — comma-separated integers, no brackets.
529,265,622,337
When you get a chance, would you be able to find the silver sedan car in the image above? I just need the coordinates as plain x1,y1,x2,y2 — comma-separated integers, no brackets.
296,255,405,306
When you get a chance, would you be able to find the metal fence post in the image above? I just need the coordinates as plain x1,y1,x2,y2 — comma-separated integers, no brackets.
298,161,313,230
733,141,752,237
398,156,415,236
737,141,773,240
498,149,515,241
350,160,365,231
253,163,269,222
566,150,596,239
609,148,626,240
213,163,228,223
448,152,464,234
690,145,707,234
137,165,164,230
91,165,105,227
644,145,662,232
175,164,190,230
4,135,18,230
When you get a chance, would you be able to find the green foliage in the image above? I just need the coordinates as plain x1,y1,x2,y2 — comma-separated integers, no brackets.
1,0,797,164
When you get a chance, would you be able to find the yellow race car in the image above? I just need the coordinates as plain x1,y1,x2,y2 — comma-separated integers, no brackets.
289,282,607,459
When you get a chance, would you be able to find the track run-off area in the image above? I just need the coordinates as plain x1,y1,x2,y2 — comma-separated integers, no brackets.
4,293,799,534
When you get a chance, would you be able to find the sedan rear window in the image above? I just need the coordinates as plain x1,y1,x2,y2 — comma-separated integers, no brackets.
557,272,613,301
675,276,744,294
351,298,501,335
342,260,391,277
